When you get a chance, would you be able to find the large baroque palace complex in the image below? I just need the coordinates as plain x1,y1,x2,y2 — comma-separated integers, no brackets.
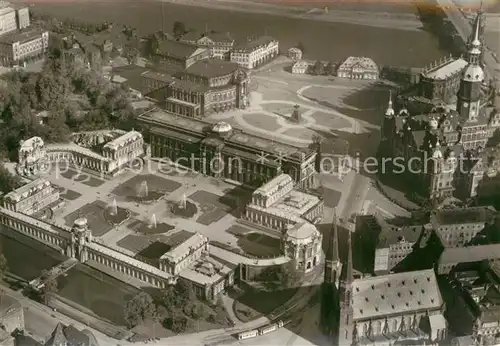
138,108,317,189
0,170,322,301
382,13,500,200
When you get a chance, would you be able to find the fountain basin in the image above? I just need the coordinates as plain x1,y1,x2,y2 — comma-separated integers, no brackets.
129,191,164,204
169,200,197,218
103,206,130,225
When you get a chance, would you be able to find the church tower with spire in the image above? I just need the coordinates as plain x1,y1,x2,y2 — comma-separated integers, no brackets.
337,231,356,346
382,91,395,143
457,11,484,123
320,210,343,336
324,209,342,289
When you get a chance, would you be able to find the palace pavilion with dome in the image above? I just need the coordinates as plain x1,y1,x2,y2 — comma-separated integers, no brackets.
138,108,318,189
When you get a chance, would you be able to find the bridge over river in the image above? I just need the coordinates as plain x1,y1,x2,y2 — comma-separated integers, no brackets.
437,0,499,81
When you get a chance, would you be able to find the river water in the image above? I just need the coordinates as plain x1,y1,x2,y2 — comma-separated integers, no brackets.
25,0,447,67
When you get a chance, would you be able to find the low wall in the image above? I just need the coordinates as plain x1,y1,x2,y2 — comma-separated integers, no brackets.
375,177,419,211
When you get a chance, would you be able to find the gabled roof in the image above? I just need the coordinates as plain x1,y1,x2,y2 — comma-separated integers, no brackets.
157,40,207,59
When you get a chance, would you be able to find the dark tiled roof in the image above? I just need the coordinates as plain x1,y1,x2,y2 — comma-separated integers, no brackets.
233,36,276,52
157,41,205,59
440,244,500,265
204,32,234,43
15,335,43,346
45,323,98,346
185,60,239,78
180,31,201,42
0,28,45,45
169,79,209,93
432,206,496,225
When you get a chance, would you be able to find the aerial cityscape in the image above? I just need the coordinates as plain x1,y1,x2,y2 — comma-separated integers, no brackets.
0,0,498,345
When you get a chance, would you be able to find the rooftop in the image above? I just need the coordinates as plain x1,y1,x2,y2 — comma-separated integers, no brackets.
377,221,423,249
185,60,239,79
103,130,142,151
138,109,312,160
285,222,319,245
351,269,442,320
160,232,208,263
439,244,500,265
254,173,293,197
233,36,276,53
424,58,468,80
19,136,44,151
157,40,207,59
141,70,175,84
252,189,321,223
432,206,496,226
179,256,232,285
0,28,46,45
0,293,21,315
4,178,52,203
339,56,378,71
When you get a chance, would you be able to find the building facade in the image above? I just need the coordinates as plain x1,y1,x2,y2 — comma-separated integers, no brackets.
138,109,317,189
155,40,211,69
0,2,30,36
0,29,49,66
430,206,496,248
18,131,147,177
180,31,235,60
230,36,279,69
283,222,322,273
381,14,500,200
342,269,446,345
244,174,323,230
419,56,468,104
287,47,302,61
17,136,48,176
3,178,59,215
165,60,250,117
337,56,379,80
291,60,308,74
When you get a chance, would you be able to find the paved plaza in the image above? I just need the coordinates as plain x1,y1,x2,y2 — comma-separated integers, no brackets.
206,65,387,148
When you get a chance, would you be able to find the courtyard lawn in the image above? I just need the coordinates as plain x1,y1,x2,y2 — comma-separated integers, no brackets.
241,113,282,132
189,190,241,226
111,174,181,201
232,286,298,323
0,233,63,281
64,200,126,237
236,232,282,258
57,264,139,326
117,229,194,254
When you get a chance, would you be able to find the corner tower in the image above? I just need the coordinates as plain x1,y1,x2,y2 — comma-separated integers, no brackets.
457,12,484,122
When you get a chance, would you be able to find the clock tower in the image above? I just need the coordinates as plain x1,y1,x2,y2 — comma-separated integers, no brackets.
457,12,484,123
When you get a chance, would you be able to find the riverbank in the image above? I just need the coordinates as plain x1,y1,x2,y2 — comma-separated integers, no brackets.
18,0,446,66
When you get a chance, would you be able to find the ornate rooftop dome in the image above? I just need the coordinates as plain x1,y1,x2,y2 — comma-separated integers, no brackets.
429,118,439,130
463,64,484,82
74,218,88,229
212,121,232,133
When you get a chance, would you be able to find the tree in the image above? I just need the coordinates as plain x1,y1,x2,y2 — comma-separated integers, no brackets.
486,129,500,148
172,21,187,39
124,292,156,328
325,61,335,75
0,164,20,193
295,41,305,53
40,269,58,305
0,252,8,281
313,60,324,76
278,260,303,288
